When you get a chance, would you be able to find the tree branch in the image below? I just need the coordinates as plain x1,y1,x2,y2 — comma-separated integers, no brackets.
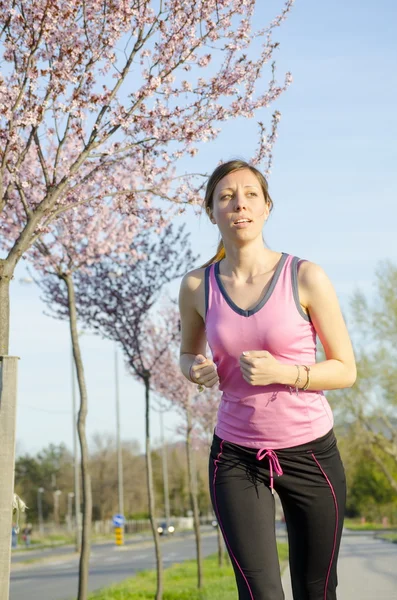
33,130,51,189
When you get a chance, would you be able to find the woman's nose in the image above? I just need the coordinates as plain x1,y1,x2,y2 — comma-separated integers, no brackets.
233,192,247,210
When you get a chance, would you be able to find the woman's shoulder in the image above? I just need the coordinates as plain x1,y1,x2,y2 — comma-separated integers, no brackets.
180,265,210,291
296,257,329,283
179,266,209,320
295,257,333,306
179,266,209,304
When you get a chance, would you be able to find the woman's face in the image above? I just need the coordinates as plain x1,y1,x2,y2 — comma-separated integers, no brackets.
209,169,269,243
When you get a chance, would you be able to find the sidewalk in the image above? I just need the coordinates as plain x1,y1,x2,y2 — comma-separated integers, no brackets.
281,532,397,600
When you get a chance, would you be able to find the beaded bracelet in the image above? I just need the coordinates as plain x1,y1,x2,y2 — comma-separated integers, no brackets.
288,365,302,397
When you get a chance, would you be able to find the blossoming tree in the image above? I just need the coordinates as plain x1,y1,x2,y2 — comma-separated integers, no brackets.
26,201,151,600
36,223,196,600
0,0,294,594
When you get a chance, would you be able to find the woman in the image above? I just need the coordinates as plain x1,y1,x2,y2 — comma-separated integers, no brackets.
178,159,356,600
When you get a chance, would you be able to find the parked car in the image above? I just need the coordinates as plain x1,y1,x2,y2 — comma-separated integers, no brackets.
157,522,175,536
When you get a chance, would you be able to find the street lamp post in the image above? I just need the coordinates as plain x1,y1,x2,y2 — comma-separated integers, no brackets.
115,347,124,519
108,273,125,524
37,488,44,537
108,270,125,525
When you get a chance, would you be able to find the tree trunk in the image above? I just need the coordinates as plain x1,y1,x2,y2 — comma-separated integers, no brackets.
64,274,92,600
0,263,11,355
186,406,203,589
0,356,18,600
144,375,163,600
0,260,18,600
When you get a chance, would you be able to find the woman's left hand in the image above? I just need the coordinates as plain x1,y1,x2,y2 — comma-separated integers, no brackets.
239,350,281,386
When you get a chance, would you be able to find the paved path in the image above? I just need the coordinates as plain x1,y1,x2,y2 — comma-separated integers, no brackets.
282,531,397,599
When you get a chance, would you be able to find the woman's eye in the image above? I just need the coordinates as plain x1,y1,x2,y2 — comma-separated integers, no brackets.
220,192,257,200
220,192,258,200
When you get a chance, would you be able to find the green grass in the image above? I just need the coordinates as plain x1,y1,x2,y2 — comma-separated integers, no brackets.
18,557,40,565
13,531,145,552
344,518,395,531
13,533,76,552
89,544,289,600
377,533,397,543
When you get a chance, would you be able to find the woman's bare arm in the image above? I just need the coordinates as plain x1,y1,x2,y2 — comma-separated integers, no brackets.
278,261,357,390
178,269,219,388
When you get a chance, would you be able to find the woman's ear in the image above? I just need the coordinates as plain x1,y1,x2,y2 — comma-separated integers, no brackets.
207,207,216,224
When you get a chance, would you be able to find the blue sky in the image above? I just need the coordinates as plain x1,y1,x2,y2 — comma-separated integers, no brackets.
9,0,396,456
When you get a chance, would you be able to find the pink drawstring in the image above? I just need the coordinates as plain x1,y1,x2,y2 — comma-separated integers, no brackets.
256,448,283,494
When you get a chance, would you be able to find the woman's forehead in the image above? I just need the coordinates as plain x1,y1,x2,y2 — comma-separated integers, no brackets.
215,170,260,193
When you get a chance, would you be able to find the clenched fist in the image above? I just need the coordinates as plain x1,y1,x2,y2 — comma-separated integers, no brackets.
239,350,281,386
190,354,219,389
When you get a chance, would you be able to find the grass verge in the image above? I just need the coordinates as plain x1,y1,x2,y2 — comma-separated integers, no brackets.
89,543,289,600
344,518,396,531
376,533,397,543
12,531,148,552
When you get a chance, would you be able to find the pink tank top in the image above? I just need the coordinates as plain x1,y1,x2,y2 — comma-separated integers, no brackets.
205,252,334,449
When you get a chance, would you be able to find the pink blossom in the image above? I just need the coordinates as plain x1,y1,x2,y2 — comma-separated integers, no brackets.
1,0,295,263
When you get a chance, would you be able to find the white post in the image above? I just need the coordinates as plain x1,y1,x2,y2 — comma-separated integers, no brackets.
0,356,19,600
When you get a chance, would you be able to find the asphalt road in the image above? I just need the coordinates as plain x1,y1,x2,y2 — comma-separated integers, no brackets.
282,530,397,600
12,526,395,600
10,530,224,600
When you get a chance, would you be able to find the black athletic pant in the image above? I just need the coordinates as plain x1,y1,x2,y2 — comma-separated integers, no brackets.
209,428,346,600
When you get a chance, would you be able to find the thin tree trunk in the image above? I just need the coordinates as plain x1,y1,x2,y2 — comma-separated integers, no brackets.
0,262,11,355
186,406,203,589
64,274,92,600
144,375,163,600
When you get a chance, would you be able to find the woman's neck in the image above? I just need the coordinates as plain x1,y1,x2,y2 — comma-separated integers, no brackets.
220,246,281,280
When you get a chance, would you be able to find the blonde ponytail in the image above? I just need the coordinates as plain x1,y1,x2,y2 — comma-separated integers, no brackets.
201,240,226,268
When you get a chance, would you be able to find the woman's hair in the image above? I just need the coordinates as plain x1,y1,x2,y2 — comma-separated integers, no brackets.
201,159,274,268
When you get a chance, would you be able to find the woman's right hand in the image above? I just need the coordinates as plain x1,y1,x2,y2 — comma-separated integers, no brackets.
190,354,219,388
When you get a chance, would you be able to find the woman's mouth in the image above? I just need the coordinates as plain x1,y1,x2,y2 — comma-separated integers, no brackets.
233,218,252,229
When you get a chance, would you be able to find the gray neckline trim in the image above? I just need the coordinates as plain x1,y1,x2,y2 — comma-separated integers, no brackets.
214,252,288,317
204,265,211,317
291,256,312,322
